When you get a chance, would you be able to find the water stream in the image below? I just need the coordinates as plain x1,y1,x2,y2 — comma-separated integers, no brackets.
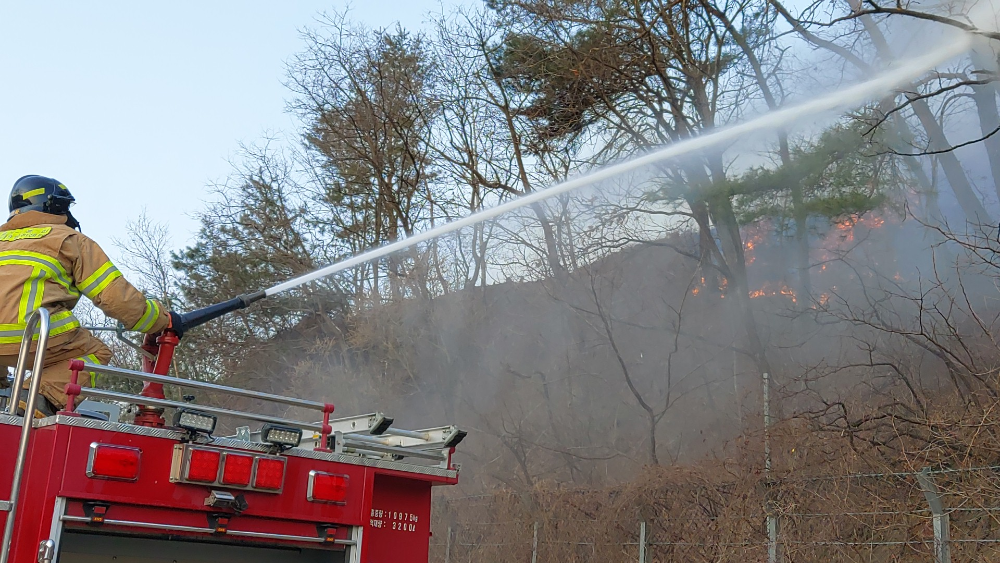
265,36,971,297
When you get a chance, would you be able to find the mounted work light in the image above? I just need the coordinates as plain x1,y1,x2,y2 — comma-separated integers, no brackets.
260,424,302,448
174,408,217,436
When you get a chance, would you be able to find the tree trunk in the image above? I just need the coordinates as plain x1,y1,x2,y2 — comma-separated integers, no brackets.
968,40,1000,202
851,1,992,224
709,193,776,378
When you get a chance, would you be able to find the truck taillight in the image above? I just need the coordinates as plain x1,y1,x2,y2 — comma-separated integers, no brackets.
86,443,141,481
307,471,348,504
221,453,254,487
170,444,285,493
253,457,285,490
187,448,222,482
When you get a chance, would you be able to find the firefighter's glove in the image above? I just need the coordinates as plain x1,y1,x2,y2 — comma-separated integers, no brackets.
168,311,186,339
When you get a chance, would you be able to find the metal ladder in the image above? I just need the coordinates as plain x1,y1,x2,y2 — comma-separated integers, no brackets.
277,412,466,466
0,308,51,563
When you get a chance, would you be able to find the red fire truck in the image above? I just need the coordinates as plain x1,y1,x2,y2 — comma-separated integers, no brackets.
0,307,464,562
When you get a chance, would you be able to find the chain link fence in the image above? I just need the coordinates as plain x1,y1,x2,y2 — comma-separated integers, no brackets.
429,466,1000,562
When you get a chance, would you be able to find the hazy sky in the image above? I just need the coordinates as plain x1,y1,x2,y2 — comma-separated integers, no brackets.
0,1,463,256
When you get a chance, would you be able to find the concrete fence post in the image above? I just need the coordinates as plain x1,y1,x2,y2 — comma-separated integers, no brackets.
639,520,647,563
917,467,951,563
532,521,539,563
767,511,780,563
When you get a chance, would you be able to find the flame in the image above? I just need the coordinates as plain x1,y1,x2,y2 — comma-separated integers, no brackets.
738,212,891,309
835,219,856,243
780,286,797,303
831,214,886,244
865,216,885,229
748,282,797,303
742,225,767,266
690,276,732,299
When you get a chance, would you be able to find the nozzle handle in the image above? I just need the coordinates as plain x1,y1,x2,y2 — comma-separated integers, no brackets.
176,291,266,333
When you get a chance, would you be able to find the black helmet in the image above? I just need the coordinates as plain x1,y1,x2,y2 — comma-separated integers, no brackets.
9,175,80,229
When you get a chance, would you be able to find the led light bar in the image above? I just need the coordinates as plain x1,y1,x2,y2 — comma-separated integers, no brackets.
173,408,218,435
261,424,302,448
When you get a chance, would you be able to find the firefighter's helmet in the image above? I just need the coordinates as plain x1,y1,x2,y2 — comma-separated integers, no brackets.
8,175,80,229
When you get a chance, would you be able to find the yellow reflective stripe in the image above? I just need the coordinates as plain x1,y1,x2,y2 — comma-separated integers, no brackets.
78,261,121,298
87,269,121,297
0,257,74,297
0,227,52,241
0,250,70,275
24,268,45,323
77,353,102,387
49,319,80,337
79,261,114,288
18,267,35,322
0,311,80,344
21,188,46,199
0,309,73,332
131,299,161,333
0,251,77,295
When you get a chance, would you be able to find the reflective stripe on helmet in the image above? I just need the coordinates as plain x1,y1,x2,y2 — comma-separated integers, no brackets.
0,310,80,344
20,188,46,200
131,299,161,333
78,261,122,299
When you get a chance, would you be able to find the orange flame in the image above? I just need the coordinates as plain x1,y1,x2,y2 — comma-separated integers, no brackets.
749,282,797,303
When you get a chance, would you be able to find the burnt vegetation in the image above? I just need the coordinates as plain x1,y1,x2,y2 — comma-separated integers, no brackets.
107,0,1000,559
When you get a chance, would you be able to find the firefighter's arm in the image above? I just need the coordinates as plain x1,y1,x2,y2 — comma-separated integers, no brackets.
68,234,170,334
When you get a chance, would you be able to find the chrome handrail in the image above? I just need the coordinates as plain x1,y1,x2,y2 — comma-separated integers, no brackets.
76,362,329,411
0,308,51,563
70,361,336,452
77,387,324,432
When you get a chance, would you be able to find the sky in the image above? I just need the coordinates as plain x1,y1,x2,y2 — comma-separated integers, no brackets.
0,1,464,259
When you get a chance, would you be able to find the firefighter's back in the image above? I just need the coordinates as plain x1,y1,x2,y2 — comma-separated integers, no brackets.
0,213,82,357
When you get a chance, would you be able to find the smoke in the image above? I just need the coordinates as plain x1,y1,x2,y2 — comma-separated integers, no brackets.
235,1,1000,494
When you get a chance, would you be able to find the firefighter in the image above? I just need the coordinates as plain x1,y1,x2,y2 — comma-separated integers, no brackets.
0,175,182,417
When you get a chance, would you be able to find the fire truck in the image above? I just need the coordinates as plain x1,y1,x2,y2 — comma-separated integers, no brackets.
0,305,464,562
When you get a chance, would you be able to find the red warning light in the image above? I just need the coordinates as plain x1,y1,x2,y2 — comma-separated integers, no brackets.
186,448,221,483
253,457,285,490
221,453,254,487
307,471,348,504
87,443,141,481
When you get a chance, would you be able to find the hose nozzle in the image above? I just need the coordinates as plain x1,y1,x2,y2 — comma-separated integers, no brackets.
176,291,266,334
